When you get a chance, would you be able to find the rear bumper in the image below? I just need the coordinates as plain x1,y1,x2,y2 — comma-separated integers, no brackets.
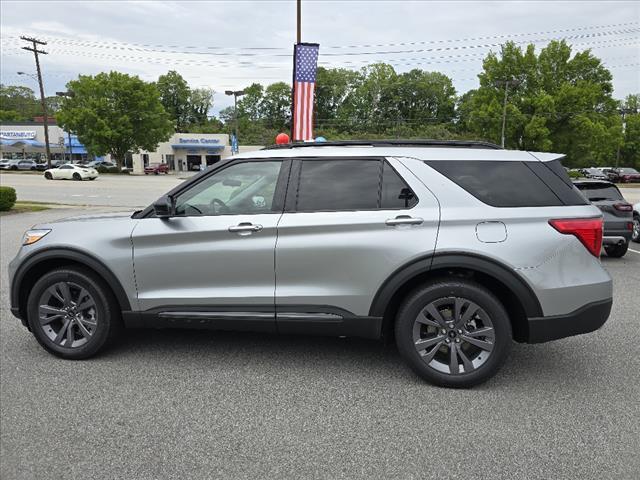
526,298,612,343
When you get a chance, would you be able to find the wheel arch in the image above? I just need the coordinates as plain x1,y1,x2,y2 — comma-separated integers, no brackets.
12,248,132,322
370,252,542,343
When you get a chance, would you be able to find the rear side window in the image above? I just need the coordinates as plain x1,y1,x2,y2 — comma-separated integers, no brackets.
294,159,417,211
425,160,588,207
574,183,623,201
296,159,380,211
381,161,418,209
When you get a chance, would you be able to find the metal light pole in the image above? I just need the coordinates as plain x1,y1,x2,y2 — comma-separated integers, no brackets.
225,90,245,142
495,79,521,149
19,36,52,169
56,91,75,162
297,0,301,43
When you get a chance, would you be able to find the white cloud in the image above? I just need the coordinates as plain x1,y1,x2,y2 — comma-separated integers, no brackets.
1,0,638,114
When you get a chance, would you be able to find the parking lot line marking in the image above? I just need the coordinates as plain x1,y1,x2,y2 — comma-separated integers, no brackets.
628,248,640,255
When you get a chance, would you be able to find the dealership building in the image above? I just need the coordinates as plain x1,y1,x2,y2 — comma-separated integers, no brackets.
1,122,259,173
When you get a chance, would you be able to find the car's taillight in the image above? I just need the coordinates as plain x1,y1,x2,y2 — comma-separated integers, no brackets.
627,222,634,231
613,203,633,212
549,218,603,257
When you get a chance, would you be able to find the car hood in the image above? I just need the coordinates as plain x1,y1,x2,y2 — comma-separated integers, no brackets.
38,211,136,225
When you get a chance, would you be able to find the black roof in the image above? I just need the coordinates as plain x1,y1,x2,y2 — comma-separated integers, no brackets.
263,139,502,150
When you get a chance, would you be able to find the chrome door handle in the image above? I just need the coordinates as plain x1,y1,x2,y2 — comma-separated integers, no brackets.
385,215,424,226
228,222,263,233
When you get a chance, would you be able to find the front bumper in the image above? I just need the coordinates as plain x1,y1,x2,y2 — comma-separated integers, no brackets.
526,298,612,343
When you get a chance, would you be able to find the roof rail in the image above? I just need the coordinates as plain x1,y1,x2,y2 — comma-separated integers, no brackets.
263,139,502,150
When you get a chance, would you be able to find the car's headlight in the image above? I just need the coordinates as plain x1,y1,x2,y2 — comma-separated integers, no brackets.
22,229,51,245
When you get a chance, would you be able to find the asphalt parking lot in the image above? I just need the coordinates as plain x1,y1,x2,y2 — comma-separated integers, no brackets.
1,207,639,480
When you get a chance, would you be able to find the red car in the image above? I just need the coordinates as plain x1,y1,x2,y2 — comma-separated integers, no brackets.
613,167,640,183
144,162,170,175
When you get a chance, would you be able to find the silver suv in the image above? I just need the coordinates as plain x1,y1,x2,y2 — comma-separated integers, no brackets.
8,140,613,387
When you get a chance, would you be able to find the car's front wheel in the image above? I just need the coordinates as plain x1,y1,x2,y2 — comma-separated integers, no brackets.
395,279,511,388
44,172,52,180
604,241,628,258
633,216,640,243
26,267,121,359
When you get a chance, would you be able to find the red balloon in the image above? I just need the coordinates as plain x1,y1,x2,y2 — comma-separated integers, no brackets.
275,133,290,144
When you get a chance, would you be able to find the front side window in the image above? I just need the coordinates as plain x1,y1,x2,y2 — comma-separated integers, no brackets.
174,160,282,216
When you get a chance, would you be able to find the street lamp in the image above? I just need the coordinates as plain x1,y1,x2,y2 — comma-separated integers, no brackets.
56,91,75,162
225,89,245,142
18,71,52,167
494,79,521,149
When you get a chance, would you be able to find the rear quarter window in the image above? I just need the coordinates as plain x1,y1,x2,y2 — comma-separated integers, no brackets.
425,160,588,208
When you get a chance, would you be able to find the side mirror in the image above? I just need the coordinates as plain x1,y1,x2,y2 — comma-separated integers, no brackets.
153,195,174,218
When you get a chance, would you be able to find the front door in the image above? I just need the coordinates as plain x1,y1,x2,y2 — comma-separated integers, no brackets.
132,159,289,328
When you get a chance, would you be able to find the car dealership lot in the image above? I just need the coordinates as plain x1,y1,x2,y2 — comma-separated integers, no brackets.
1,208,639,479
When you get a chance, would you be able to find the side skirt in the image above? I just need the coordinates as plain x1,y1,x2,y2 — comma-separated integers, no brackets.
122,306,382,340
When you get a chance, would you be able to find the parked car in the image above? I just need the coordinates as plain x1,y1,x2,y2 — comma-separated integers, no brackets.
579,168,609,180
633,202,640,243
43,163,98,181
573,179,633,257
612,167,640,183
9,140,614,388
0,158,16,169
0,159,39,171
87,160,116,168
144,162,170,175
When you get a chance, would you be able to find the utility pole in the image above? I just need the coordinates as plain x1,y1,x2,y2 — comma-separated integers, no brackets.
495,79,520,149
56,91,75,163
297,0,301,44
21,36,52,169
616,108,632,168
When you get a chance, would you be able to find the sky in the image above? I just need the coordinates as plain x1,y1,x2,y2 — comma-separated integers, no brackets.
1,0,639,115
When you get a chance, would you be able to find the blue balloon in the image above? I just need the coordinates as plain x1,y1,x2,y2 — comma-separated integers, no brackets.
315,136,327,142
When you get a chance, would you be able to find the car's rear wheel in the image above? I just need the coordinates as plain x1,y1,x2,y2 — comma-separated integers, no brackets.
395,279,511,388
26,267,121,359
44,172,52,180
72,172,81,181
604,241,628,258
632,216,640,243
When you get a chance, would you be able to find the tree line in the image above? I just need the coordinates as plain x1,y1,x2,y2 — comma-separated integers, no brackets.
1,39,637,168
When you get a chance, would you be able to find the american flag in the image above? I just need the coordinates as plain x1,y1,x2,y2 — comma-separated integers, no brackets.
292,43,319,141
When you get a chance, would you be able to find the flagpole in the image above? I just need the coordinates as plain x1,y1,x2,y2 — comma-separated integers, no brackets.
297,0,301,44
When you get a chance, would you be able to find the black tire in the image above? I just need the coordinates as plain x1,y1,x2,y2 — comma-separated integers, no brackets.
154,171,159,175
604,241,628,258
394,279,512,388
632,215,639,243
44,172,52,180
10,165,18,170
89,177,97,181
72,172,82,181
26,267,122,359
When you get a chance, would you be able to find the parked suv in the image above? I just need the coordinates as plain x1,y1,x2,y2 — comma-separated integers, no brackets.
8,140,613,387
573,180,633,257
144,162,170,174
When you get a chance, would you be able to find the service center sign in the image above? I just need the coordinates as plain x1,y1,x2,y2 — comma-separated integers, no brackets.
0,130,37,140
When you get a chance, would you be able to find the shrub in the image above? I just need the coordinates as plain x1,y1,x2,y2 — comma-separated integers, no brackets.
567,170,582,179
0,186,17,211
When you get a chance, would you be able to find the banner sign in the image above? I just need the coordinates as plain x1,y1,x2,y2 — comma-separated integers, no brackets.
0,130,36,140
292,43,320,141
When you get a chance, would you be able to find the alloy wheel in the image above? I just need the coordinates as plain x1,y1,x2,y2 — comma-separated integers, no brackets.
633,217,639,242
412,297,495,374
38,281,98,348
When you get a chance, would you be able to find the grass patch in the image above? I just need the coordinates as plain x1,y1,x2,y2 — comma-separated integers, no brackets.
0,201,51,216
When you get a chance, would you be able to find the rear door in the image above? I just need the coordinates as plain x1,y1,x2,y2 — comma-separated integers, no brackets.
274,156,440,322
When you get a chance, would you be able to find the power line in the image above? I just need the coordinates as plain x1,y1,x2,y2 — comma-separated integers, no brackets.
29,21,639,53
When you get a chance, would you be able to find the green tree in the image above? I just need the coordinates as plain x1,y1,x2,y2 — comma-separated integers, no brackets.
261,82,291,130
621,94,640,168
187,87,214,127
315,67,359,123
0,84,40,120
458,40,621,165
237,83,264,121
156,71,191,131
56,72,173,168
